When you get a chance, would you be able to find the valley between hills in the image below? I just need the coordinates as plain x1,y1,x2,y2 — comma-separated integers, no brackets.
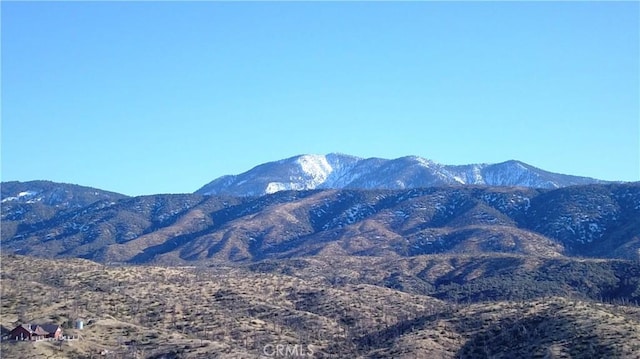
2,254,640,358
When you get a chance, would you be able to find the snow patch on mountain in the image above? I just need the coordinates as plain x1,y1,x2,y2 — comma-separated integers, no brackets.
2,190,38,203
265,182,289,194
296,154,334,187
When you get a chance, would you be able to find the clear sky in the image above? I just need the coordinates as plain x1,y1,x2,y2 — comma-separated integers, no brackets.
2,1,639,196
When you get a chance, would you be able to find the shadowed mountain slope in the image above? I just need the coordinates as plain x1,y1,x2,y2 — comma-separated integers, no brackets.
2,182,639,264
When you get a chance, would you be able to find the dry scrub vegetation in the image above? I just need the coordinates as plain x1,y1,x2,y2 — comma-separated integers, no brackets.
2,254,640,358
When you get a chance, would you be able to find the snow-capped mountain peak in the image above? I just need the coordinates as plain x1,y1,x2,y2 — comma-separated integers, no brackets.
195,154,609,196
262,154,335,194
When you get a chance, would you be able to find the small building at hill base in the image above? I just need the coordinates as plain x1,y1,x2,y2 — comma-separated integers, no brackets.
8,324,63,341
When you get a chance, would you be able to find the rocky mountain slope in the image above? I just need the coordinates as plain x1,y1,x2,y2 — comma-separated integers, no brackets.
2,181,639,264
196,154,609,196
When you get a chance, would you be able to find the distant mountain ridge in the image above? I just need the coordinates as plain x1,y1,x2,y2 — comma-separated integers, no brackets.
0,180,128,242
1,180,127,206
196,153,609,196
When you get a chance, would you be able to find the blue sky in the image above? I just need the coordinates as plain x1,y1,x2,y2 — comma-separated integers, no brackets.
2,2,638,196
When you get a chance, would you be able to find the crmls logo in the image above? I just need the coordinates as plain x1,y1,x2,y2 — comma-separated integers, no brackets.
262,343,314,357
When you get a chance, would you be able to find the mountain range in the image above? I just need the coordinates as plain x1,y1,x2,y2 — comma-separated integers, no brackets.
2,157,640,358
2,180,639,264
196,153,609,196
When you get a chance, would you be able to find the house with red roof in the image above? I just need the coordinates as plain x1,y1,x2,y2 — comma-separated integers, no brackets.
8,323,62,341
